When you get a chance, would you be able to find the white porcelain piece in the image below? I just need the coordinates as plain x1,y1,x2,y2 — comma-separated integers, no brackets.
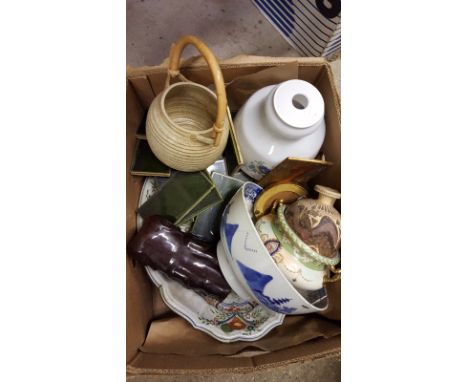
137,177,284,342
255,214,326,291
219,182,329,314
145,267,284,342
234,80,326,179
216,241,251,300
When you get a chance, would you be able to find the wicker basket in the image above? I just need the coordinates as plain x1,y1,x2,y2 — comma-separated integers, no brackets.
146,35,230,172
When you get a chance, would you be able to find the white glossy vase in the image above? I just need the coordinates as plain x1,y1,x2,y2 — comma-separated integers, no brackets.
234,79,326,180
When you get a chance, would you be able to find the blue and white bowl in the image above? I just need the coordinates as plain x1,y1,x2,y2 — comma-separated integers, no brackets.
218,182,328,315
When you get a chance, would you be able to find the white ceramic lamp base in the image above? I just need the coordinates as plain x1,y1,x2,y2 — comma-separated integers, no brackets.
234,80,326,180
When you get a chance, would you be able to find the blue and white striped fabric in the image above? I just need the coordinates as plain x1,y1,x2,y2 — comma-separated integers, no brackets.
252,0,341,58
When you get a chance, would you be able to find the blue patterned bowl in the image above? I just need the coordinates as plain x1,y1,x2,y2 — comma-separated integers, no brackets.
219,182,328,315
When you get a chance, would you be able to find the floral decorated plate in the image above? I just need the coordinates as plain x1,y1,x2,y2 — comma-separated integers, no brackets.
137,177,285,342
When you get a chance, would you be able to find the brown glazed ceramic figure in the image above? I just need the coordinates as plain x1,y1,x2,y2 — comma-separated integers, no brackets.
284,185,341,259
127,215,231,298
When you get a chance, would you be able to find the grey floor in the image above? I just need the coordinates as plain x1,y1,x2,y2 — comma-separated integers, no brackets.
127,0,299,66
127,1,340,380
126,0,340,92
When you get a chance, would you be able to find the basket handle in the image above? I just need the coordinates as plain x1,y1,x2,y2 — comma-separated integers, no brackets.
166,35,227,147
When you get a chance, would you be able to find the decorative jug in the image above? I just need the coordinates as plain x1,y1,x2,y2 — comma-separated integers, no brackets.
284,185,341,259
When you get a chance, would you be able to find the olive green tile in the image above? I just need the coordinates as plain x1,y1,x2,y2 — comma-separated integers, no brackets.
131,139,171,177
137,171,214,223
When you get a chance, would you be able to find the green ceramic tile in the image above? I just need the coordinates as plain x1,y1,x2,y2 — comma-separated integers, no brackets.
137,171,215,223
191,172,245,242
180,180,223,224
131,139,171,177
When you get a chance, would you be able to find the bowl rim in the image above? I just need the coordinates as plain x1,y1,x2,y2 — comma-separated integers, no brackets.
216,241,253,301
228,182,328,312
160,81,218,136
256,213,327,287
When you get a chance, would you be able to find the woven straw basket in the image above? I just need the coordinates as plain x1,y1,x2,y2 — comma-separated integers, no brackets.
146,35,230,172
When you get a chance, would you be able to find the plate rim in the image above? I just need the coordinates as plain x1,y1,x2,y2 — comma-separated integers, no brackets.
138,176,285,342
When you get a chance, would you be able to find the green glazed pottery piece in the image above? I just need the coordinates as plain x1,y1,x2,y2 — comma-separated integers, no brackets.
131,139,171,177
191,172,245,242
137,170,215,224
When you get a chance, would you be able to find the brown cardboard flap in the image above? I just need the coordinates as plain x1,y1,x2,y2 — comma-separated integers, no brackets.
219,55,327,66
252,335,340,367
321,281,341,320
128,75,156,109
127,57,332,94
127,258,154,363
128,352,255,373
126,55,328,78
146,73,168,102
313,65,341,201
152,286,172,318
126,86,145,240
128,336,340,374
226,62,299,111
140,315,340,356
126,83,154,362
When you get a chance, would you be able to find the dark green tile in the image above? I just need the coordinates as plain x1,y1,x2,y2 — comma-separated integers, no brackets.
137,171,215,223
191,172,245,242
131,139,171,177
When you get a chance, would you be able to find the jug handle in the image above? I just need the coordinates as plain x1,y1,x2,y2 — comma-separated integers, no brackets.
323,265,341,284
166,35,227,147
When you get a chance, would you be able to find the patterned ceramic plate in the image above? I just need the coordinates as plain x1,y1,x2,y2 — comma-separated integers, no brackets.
137,177,285,342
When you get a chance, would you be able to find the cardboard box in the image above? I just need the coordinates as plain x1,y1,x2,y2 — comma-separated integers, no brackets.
126,55,341,377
